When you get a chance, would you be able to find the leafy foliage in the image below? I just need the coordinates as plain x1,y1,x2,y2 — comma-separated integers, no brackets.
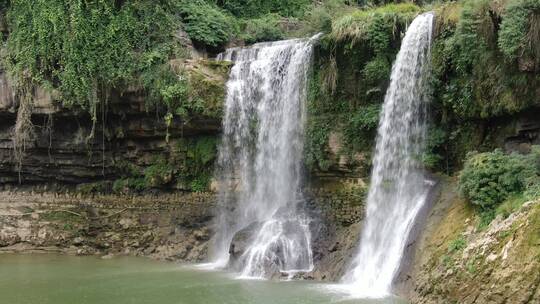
143,157,175,188
430,0,539,120
4,0,234,159
342,104,381,153
448,235,466,253
425,0,540,173
141,64,188,115
422,127,447,170
292,0,353,36
5,0,186,124
241,14,285,44
363,55,391,86
459,148,540,209
214,0,311,18
498,0,540,61
305,71,334,171
178,0,237,48
113,136,218,193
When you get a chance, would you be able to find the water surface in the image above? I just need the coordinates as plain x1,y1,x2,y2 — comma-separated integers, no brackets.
0,254,406,304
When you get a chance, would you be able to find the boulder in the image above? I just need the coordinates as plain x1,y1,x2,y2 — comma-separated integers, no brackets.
228,221,262,264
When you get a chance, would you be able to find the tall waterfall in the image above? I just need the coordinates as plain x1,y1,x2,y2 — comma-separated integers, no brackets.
342,13,434,297
210,36,319,278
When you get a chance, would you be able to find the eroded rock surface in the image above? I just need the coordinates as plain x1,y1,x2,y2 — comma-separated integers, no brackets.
406,178,540,304
0,191,215,262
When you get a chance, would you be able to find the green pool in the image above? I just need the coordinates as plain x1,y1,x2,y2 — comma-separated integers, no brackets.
0,254,407,304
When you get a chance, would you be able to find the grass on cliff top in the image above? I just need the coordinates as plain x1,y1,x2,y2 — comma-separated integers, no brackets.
330,3,421,43
432,1,463,32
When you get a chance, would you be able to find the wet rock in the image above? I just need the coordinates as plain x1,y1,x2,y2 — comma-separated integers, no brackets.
229,222,262,263
193,227,210,241
73,237,85,246
101,253,115,259
119,218,136,229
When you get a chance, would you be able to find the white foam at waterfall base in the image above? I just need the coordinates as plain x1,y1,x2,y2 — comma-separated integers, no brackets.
341,13,435,298
208,35,320,278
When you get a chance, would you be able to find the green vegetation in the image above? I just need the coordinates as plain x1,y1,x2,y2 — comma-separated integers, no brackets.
498,0,540,61
423,0,540,172
459,147,540,227
440,234,467,268
241,14,285,44
330,3,420,43
448,235,467,253
305,2,421,172
2,0,539,196
112,136,218,193
41,210,84,232
5,0,183,116
435,0,538,115
459,148,540,209
0,0,354,150
422,127,447,170
465,258,477,274
178,0,237,48
215,0,311,18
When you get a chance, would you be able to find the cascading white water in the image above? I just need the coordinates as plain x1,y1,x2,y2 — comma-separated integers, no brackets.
209,36,319,278
342,13,434,297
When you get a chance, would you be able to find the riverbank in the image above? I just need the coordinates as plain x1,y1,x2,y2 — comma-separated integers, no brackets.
0,191,215,261
0,188,365,282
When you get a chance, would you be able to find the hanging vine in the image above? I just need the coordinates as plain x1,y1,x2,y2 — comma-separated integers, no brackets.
4,0,186,137
11,76,35,183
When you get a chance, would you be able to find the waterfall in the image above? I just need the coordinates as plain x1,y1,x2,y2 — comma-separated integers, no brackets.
342,13,434,297
209,36,319,278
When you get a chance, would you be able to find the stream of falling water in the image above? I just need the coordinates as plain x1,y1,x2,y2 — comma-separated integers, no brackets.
341,13,435,298
209,36,320,278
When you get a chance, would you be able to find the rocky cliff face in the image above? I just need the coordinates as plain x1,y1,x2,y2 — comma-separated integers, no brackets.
0,59,227,189
0,191,214,261
403,178,540,304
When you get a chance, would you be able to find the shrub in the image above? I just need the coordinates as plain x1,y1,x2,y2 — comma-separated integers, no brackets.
342,103,381,152
459,149,539,209
178,136,218,192
295,0,351,36
363,56,391,85
112,178,146,194
305,116,333,171
143,157,174,188
498,0,540,61
241,14,285,44
178,0,237,47
217,0,311,18
302,4,333,34
448,235,466,253
422,127,447,170
524,182,540,200
190,176,211,192
477,209,496,230
141,64,189,116
451,0,494,73
304,70,338,171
